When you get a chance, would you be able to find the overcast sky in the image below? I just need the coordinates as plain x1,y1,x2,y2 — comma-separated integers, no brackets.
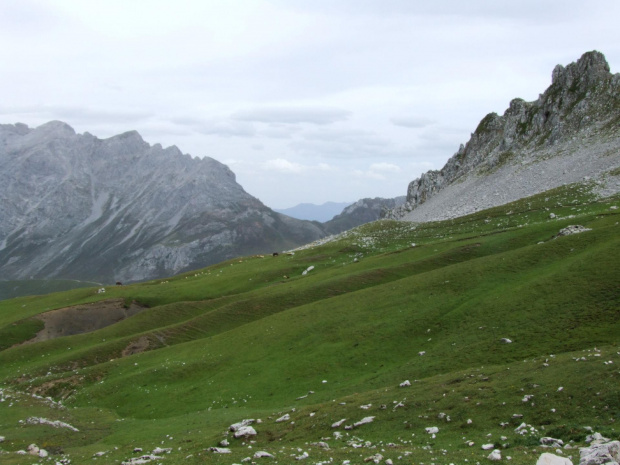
1,0,618,208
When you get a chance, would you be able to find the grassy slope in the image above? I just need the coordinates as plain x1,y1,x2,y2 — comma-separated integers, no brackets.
0,183,618,464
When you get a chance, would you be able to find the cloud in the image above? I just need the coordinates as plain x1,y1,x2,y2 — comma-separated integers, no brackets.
264,158,306,173
232,106,351,125
263,158,335,174
353,162,402,180
370,162,401,173
170,117,256,138
390,116,435,128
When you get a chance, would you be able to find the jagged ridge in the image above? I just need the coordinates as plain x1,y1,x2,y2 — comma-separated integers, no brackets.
389,50,620,221
0,123,325,283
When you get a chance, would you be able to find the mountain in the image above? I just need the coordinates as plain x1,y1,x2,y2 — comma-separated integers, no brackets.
387,50,620,222
0,122,325,283
274,201,353,222
323,196,406,234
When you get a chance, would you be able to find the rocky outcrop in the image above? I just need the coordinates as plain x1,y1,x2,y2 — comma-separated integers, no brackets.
0,122,325,283
388,51,620,222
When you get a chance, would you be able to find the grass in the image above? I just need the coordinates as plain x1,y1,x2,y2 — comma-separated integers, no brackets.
0,182,618,464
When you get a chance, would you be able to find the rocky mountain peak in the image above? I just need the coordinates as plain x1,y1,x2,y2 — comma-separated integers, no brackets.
0,122,326,282
551,50,611,88
387,50,620,222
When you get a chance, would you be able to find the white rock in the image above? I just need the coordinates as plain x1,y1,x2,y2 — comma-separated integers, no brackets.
488,449,502,461
219,439,230,447
425,427,439,434
38,448,49,458
579,440,620,465
353,416,375,427
295,451,309,460
418,351,426,356
400,380,411,387
500,338,512,344
152,447,171,454
482,444,495,450
253,451,275,458
0,436,4,442
230,419,255,431
332,418,347,428
364,453,383,463
234,425,257,438
210,447,232,454
541,437,565,447
27,444,40,455
536,452,573,465
467,419,473,424
275,413,290,422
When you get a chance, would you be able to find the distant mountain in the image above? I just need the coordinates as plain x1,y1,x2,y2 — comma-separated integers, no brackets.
0,122,325,283
273,202,353,222
387,50,620,222
323,196,406,234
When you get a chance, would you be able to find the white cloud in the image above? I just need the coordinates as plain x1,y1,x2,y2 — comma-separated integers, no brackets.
264,158,306,173
233,106,351,125
390,116,435,128
370,162,401,173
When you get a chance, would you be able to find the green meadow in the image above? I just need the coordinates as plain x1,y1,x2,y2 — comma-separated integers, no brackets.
0,182,618,464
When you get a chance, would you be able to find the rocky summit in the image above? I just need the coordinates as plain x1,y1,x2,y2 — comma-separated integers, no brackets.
0,123,325,283
387,51,620,222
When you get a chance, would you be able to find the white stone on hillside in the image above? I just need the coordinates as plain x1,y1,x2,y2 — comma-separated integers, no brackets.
275,413,290,422
26,416,79,431
579,440,620,465
254,451,275,458
364,453,383,463
354,416,375,427
488,449,502,461
209,447,232,454
400,380,411,387
482,444,495,450
234,426,257,438
537,452,573,465
230,419,255,432
425,427,439,434
332,419,347,428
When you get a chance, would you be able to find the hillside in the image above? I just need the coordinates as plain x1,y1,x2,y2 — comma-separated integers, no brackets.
0,122,325,284
274,202,353,222
388,50,620,222
323,196,406,234
0,181,618,464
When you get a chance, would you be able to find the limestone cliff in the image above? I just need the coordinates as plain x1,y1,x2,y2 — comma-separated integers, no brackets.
388,51,620,222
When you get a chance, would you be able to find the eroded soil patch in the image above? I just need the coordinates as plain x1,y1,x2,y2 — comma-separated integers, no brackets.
25,299,147,343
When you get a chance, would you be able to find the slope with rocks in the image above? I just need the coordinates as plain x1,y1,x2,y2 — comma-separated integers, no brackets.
387,50,620,222
0,122,325,283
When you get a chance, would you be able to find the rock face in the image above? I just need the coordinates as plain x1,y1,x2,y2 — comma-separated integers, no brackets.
0,122,325,283
388,51,620,222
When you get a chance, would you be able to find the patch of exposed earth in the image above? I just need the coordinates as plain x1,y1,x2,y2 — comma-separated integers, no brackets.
24,298,147,343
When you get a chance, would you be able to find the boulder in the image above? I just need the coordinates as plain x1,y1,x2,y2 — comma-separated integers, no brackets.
488,449,502,461
579,441,620,465
537,453,573,465
234,425,257,438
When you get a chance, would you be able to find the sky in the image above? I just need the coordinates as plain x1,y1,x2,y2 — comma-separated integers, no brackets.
1,1,619,209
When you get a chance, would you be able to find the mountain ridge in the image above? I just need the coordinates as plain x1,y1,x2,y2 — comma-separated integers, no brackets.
387,50,620,222
0,122,326,283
